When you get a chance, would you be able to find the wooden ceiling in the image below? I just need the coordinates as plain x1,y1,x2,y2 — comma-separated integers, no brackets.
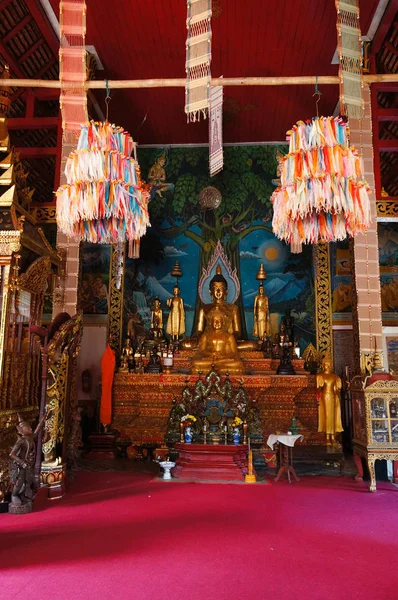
0,0,396,205
49,0,380,144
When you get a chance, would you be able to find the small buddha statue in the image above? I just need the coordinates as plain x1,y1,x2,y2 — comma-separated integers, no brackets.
252,284,270,340
317,355,343,445
192,311,244,375
145,345,163,374
166,286,185,342
150,297,164,340
121,338,135,373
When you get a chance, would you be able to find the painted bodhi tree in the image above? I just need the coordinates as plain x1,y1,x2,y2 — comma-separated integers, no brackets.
139,145,286,338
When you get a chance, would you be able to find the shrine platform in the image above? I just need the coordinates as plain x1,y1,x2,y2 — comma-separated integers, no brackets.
172,443,247,481
112,351,323,449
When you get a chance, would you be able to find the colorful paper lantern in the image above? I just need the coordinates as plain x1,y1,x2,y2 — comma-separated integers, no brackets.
271,116,371,248
56,121,150,258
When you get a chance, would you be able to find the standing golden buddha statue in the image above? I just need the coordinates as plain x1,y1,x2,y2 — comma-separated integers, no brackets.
252,284,270,340
150,297,164,340
317,355,343,445
166,286,185,341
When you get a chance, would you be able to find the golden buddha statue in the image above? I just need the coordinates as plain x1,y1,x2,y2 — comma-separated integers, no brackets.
190,264,252,374
120,338,134,372
252,284,270,340
197,265,241,338
317,355,343,445
192,310,244,375
166,286,185,341
150,297,164,340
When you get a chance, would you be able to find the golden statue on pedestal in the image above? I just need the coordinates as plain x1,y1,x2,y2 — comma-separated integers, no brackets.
191,265,244,375
150,297,164,340
252,285,270,340
166,286,185,341
317,355,343,445
192,310,243,375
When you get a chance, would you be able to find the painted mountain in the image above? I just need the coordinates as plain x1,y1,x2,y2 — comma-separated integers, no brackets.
243,275,307,307
379,239,398,264
144,276,172,302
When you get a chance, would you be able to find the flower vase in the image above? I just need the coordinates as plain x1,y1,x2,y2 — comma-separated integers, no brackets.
233,427,241,445
184,426,193,444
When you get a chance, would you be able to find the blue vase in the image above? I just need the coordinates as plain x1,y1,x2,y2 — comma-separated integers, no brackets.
233,428,240,445
184,426,192,444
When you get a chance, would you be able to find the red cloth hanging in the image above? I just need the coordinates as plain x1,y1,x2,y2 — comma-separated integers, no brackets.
100,344,116,427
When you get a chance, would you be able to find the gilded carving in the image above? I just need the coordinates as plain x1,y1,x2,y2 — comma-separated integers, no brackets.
32,206,57,223
376,200,398,219
18,256,51,295
314,243,333,366
0,230,20,256
108,242,125,353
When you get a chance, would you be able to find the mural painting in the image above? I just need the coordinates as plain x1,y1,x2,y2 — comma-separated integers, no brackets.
79,243,111,320
386,337,398,374
331,240,353,324
378,223,398,323
123,145,316,349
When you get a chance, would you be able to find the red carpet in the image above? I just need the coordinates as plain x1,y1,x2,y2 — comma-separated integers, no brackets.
1,472,397,600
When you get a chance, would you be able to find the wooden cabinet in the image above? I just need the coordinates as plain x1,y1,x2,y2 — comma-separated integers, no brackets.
351,378,398,491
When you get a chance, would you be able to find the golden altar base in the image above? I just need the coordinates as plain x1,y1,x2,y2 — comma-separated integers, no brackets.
112,352,323,447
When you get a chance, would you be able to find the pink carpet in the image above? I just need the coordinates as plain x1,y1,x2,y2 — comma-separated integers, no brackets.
1,472,397,600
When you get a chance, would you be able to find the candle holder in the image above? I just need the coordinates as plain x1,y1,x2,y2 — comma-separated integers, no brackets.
179,421,184,443
224,427,228,445
245,449,257,483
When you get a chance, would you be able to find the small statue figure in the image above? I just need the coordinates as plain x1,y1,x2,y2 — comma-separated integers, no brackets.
281,309,294,341
166,286,185,342
252,284,271,340
317,355,343,445
9,414,45,512
276,323,295,375
120,338,135,372
145,345,163,374
262,336,273,358
150,298,164,340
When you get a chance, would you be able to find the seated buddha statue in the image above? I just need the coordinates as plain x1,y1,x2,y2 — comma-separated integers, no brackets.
191,311,244,375
190,264,253,374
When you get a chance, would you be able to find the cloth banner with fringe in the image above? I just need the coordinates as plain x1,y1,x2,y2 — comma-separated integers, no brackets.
59,0,87,132
271,116,371,248
185,0,212,122
56,121,150,259
209,85,223,176
335,0,364,119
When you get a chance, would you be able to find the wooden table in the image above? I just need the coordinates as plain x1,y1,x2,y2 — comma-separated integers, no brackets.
267,434,304,483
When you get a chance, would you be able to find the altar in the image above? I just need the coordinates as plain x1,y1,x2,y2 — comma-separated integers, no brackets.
112,351,322,449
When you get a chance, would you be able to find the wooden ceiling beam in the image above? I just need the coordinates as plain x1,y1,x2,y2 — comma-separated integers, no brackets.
1,74,398,90
18,39,45,65
378,139,398,151
375,108,398,121
8,117,58,130
15,147,57,158
2,15,32,45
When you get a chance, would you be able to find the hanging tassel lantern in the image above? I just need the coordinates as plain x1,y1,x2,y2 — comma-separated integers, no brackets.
56,121,150,258
271,116,371,248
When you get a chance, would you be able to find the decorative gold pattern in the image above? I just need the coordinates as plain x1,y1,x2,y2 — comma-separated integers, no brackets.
0,230,20,256
314,243,333,366
42,355,68,462
18,256,51,295
32,206,57,223
108,243,125,353
376,200,398,219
